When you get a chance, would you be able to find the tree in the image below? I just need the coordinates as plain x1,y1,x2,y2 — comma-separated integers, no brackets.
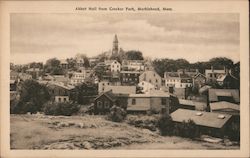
66,58,77,70
158,115,174,136
125,50,144,60
108,105,127,122
94,64,106,80
44,58,64,75
43,101,80,116
12,80,50,114
208,57,234,69
73,83,98,105
29,62,43,69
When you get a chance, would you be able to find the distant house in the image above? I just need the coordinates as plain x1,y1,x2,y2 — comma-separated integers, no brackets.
208,88,240,104
120,71,141,86
178,99,207,111
164,72,192,88
70,72,86,85
26,68,43,79
138,81,156,93
98,81,121,93
47,82,75,103
205,66,226,83
139,70,162,90
193,73,206,89
75,54,85,68
60,59,69,69
216,70,239,89
105,60,121,73
121,60,145,71
171,109,232,138
210,101,240,116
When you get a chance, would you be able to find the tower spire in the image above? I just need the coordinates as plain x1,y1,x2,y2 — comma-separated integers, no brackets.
112,34,119,55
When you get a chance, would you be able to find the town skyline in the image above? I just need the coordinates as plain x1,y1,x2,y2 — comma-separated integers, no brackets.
11,13,239,64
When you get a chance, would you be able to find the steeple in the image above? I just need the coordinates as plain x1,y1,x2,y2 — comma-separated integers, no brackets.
112,34,119,55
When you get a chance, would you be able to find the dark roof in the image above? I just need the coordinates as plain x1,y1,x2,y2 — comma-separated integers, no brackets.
208,89,240,103
95,90,116,102
171,109,232,129
210,101,240,111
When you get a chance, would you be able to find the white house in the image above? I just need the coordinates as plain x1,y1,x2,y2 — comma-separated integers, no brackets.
164,72,192,88
138,81,156,93
139,70,162,89
122,60,145,71
105,60,121,73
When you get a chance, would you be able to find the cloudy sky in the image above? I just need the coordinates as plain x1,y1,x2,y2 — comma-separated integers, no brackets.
11,13,239,64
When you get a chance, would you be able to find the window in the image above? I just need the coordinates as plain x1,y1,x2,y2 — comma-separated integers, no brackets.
117,65,119,68
104,101,110,108
161,98,166,105
210,74,212,77
132,98,136,105
156,79,158,83
58,98,61,102
142,82,144,85
149,79,151,83
63,98,67,102
97,101,102,108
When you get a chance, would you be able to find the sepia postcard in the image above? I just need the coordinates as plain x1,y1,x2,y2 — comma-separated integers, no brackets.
0,0,249,157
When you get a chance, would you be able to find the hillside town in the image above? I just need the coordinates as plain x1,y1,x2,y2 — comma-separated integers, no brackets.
10,35,240,148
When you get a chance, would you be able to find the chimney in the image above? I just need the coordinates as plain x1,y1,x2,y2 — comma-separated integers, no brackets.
211,66,214,72
196,69,199,73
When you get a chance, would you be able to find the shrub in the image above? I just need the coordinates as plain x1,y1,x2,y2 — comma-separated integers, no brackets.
157,115,174,136
107,105,127,122
126,115,159,131
43,101,80,116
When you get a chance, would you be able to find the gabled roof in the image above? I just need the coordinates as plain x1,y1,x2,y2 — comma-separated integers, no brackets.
193,73,206,79
210,101,240,111
171,109,232,129
95,90,116,102
209,89,240,103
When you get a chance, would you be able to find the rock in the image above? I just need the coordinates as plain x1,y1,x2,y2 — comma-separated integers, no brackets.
82,141,92,149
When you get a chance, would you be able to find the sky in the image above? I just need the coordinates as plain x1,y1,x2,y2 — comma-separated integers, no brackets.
10,13,239,64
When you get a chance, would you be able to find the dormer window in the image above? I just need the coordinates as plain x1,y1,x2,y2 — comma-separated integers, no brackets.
217,114,225,119
196,112,203,116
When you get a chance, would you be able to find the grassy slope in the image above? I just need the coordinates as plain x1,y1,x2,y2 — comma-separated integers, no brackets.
10,114,239,150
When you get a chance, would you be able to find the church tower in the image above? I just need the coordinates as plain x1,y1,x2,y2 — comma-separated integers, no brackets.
112,34,119,55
